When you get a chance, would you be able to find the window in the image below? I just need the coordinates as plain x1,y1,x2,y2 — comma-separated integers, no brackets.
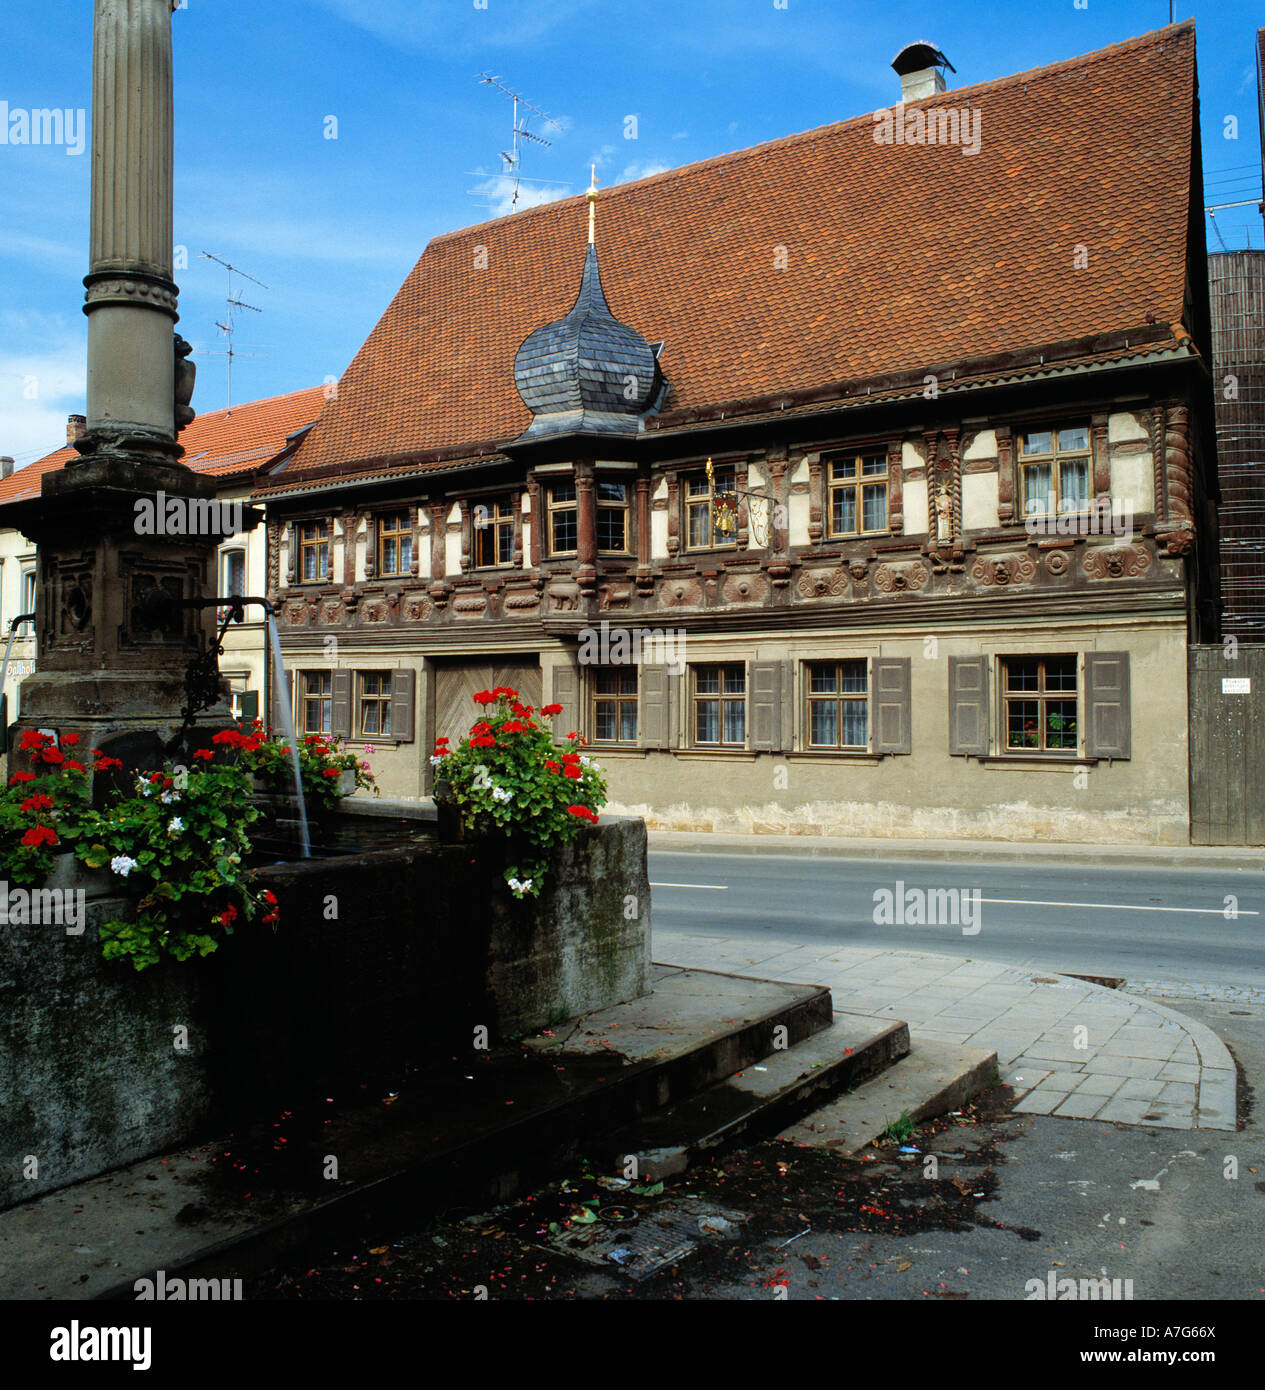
547,480,577,556
220,547,246,598
596,481,630,553
300,671,332,734
686,466,736,550
358,671,393,738
299,521,329,582
473,496,515,568
1002,655,1078,752
19,569,36,635
378,512,412,576
826,452,888,537
692,664,746,746
591,667,637,743
805,660,869,749
1019,425,1091,519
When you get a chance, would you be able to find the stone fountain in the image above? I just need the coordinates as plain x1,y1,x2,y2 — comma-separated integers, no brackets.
0,1,650,1213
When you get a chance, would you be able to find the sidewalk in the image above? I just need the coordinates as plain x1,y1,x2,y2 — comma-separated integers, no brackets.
648,828,1264,872
653,931,1239,1131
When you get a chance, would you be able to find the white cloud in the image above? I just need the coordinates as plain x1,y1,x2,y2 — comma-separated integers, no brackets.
0,314,86,464
467,173,573,219
618,161,669,184
672,130,689,140
314,0,597,52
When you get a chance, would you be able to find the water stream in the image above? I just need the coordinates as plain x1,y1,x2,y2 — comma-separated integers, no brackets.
266,613,311,859
0,618,34,726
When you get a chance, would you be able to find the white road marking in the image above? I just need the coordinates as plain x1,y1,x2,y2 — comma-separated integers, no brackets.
980,897,1258,916
650,881,729,891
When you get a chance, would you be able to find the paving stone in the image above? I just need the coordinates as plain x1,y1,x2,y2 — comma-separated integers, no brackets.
1053,1091,1107,1119
1158,1061,1200,1084
1158,1081,1198,1106
1014,1090,1070,1115
1095,1096,1152,1124
1115,1077,1168,1100
1072,1072,1127,1097
1089,1056,1166,1079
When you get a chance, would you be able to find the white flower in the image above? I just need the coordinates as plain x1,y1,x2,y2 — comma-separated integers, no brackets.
110,855,139,877
507,877,534,896
160,790,179,804
167,817,184,834
490,785,512,804
429,755,446,767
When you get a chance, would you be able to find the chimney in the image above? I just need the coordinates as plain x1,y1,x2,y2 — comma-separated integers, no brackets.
0,457,14,480
66,413,87,445
892,41,955,102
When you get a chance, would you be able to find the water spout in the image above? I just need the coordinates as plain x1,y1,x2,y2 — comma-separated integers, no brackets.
266,611,311,859
1,613,36,728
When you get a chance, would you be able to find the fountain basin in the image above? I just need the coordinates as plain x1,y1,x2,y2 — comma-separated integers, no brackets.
0,813,650,1209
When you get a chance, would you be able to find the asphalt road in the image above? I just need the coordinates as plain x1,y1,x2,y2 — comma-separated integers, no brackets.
648,851,1265,991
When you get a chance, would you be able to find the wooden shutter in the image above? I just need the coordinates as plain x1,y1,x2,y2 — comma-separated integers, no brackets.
390,668,415,743
552,656,581,738
948,655,989,755
1085,652,1131,759
749,661,784,751
331,670,352,738
239,690,259,723
639,665,677,750
872,658,912,754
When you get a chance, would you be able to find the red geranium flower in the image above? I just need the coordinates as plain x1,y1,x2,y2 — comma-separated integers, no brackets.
261,911,280,926
565,732,582,742
471,736,496,749
435,736,450,745
9,772,35,784
566,805,598,823
193,749,215,762
18,730,50,752
21,825,58,848
541,704,563,717
40,748,64,766
215,904,239,926
20,794,53,814
544,761,560,773
261,890,278,906
472,691,496,706
62,759,87,773
61,733,80,746
321,767,341,779
563,764,582,779
92,755,123,771
212,729,243,746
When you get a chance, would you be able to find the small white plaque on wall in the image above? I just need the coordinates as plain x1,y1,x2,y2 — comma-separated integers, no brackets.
1222,677,1251,694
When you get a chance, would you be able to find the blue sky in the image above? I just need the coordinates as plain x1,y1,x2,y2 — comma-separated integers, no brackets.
1,0,1261,468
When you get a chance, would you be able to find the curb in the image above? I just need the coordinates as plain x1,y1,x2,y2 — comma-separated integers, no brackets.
647,831,1264,872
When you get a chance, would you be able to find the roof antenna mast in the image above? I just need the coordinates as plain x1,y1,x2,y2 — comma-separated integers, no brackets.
198,251,270,413
477,72,561,211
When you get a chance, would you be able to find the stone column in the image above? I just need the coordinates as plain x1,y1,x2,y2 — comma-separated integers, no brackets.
80,0,184,464
576,461,597,591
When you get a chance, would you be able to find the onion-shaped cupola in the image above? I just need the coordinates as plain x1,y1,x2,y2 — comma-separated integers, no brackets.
513,171,664,441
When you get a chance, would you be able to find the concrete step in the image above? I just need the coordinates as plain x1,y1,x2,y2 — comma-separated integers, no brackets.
604,1011,911,1180
778,1035,999,1155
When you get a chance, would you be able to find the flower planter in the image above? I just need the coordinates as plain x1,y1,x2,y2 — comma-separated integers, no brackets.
45,852,114,900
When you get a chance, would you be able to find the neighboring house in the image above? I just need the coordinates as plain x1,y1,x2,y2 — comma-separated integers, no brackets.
1208,28,1265,640
255,22,1217,844
0,387,324,735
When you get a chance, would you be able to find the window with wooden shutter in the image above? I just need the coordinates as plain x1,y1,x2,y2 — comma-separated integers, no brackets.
1001,655,1078,753
639,665,678,750
331,670,352,738
552,657,581,738
749,661,783,751
948,656,989,755
389,668,416,743
1085,652,1130,759
872,658,911,754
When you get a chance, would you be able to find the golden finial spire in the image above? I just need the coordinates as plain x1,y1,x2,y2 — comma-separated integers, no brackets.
586,164,599,245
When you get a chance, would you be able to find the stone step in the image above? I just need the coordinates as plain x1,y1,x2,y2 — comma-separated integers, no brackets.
1,965,845,1300
603,1011,911,1180
778,1036,1000,1155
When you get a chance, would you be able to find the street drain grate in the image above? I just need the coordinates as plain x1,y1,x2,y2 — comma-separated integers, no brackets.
534,1199,751,1280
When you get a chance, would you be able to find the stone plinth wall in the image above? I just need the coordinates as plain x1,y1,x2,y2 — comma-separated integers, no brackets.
0,818,649,1210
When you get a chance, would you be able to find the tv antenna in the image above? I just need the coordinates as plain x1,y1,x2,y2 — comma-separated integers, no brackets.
196,251,272,412
476,72,564,211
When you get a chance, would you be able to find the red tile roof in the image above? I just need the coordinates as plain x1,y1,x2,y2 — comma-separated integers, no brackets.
0,386,325,507
285,21,1199,479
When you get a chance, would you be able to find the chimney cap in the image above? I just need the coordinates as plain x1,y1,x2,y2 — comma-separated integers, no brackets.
892,41,955,77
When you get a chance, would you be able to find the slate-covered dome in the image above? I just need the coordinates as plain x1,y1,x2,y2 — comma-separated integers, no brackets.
513,242,662,441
